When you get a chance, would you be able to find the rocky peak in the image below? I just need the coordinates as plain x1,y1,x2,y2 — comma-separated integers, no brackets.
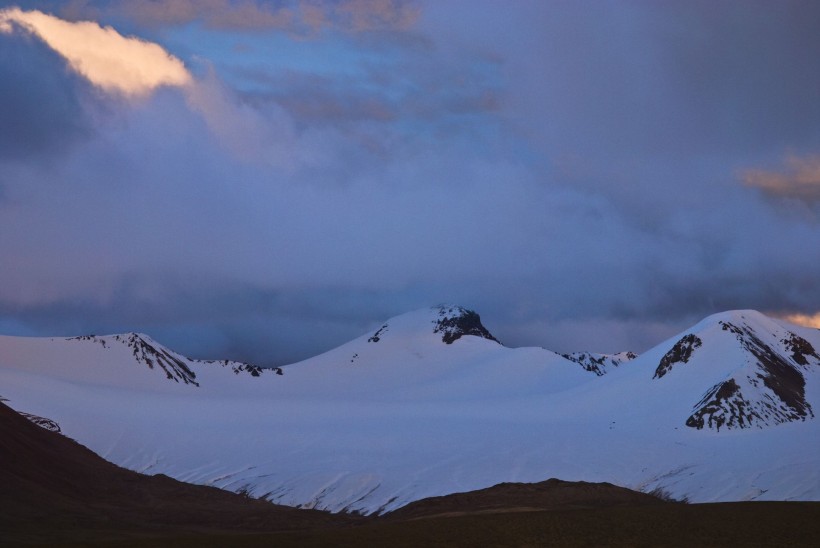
431,306,500,345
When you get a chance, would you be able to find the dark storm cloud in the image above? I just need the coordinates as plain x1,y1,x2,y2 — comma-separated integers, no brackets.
644,0,820,155
420,1,820,322
0,31,91,160
472,0,820,171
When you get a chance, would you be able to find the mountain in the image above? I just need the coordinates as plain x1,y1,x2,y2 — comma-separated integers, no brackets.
651,311,819,430
0,306,818,515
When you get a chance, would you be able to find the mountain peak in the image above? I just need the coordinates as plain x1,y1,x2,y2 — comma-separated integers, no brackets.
361,305,501,348
650,309,819,431
68,332,199,386
430,305,500,345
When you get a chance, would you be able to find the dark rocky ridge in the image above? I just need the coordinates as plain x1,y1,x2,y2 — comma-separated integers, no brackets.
654,334,702,379
431,305,500,345
783,332,820,366
69,333,274,383
70,333,199,386
18,411,62,432
368,324,388,343
686,379,749,430
562,351,637,376
363,306,500,348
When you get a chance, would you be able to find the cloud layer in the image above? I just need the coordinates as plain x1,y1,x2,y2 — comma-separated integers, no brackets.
1,1,819,365
16,0,419,33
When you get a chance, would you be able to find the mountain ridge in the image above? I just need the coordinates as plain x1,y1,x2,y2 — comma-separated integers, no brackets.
0,306,818,514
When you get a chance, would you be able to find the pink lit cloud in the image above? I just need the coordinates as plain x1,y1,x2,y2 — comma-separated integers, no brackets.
0,7,191,97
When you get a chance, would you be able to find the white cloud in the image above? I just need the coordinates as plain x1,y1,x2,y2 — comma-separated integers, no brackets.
0,7,191,97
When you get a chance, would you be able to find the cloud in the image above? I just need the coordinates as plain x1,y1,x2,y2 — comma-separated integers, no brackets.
327,0,420,32
0,30,91,159
3,1,820,367
119,0,294,30
0,7,191,97
781,312,820,329
48,0,420,34
742,154,820,204
182,70,297,164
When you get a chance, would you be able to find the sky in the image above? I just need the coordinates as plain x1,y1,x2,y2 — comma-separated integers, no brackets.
1,0,819,366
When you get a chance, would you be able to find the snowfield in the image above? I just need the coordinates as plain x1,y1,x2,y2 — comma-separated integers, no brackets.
1,306,819,514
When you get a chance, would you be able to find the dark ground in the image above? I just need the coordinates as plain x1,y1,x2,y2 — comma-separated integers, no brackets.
0,401,356,546
3,401,820,547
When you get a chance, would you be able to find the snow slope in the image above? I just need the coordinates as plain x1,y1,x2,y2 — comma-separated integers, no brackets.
1,306,818,514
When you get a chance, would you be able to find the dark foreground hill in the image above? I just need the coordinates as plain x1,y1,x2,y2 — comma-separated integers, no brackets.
382,477,664,520
0,401,356,546
3,400,820,547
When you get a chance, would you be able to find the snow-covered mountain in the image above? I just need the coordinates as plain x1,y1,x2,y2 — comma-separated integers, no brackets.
0,306,818,514
652,313,818,430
